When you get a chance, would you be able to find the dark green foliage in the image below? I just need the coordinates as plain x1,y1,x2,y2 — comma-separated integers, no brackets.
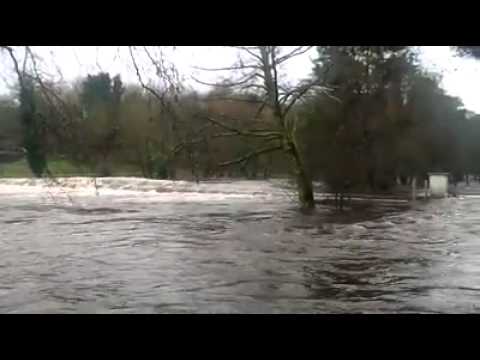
303,47,417,192
19,78,47,177
77,72,125,175
153,157,169,179
301,46,471,196
0,97,22,146
80,73,114,113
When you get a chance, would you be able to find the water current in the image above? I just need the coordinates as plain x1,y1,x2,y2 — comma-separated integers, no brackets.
0,177,478,313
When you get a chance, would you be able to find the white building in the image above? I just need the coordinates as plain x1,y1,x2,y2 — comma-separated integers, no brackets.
428,172,449,198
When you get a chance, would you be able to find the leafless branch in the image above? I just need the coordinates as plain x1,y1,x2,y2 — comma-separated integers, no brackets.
95,46,103,72
276,46,313,64
192,72,259,89
169,122,213,156
1,46,24,90
143,46,178,90
172,137,207,156
203,115,282,139
284,89,316,116
237,83,268,92
270,47,283,119
193,64,261,72
229,46,263,62
203,95,266,105
22,47,29,74
218,144,282,167
324,91,342,103
128,46,166,106
253,100,269,120
25,47,76,120
281,79,330,116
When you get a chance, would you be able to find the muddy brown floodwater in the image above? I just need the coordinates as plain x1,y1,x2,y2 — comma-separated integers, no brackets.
0,177,479,313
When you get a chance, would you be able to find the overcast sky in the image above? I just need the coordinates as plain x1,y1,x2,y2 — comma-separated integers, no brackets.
1,46,479,112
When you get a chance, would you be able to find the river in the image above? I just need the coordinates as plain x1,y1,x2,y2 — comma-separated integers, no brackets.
0,177,479,313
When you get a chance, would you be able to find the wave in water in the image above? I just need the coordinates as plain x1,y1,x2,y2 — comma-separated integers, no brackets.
0,177,297,203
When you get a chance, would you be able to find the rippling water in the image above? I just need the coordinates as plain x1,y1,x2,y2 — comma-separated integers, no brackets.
0,177,479,313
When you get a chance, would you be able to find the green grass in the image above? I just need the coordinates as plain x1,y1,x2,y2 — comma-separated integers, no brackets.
0,158,144,178
0,159,35,177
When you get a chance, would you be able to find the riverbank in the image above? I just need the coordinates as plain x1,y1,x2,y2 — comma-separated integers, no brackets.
0,159,144,178
3,159,480,201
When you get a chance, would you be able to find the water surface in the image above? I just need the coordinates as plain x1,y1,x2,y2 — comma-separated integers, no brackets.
0,177,478,313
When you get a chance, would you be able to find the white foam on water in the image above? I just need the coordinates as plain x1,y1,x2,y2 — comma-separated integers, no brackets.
0,177,287,203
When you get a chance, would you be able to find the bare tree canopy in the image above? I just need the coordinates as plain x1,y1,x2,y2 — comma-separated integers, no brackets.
191,46,331,208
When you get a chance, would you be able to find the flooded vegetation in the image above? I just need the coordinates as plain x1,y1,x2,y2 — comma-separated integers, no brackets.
2,46,480,313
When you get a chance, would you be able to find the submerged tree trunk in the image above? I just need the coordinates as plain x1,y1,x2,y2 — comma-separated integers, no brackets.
263,167,270,179
166,159,176,180
98,151,112,177
195,46,321,210
367,168,376,191
20,81,47,177
263,153,272,179
411,176,417,201
288,141,315,209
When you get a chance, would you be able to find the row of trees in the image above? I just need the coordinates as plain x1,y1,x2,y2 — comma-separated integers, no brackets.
0,70,288,179
299,47,478,195
0,46,478,209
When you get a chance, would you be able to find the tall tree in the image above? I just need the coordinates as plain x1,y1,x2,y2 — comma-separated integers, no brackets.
304,46,417,194
79,72,125,175
193,46,327,208
128,46,184,179
1,46,47,176
303,46,470,201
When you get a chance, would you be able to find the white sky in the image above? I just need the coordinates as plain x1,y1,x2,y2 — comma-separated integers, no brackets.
1,46,479,112
419,46,480,113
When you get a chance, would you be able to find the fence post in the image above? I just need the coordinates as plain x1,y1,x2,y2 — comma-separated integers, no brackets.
411,176,417,201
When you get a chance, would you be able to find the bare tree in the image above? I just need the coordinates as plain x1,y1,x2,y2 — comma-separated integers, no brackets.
1,46,83,177
128,46,195,179
193,46,328,208
0,46,46,175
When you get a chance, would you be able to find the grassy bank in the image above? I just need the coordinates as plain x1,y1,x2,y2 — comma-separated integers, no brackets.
0,159,143,178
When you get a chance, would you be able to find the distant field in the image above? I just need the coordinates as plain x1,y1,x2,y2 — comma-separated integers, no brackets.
0,159,37,177
0,159,144,178
0,159,275,180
